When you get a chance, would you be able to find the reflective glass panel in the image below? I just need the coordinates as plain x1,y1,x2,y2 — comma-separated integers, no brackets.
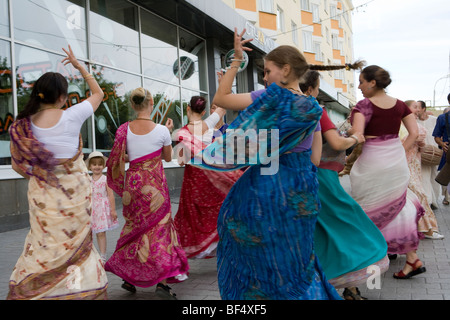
0,40,12,164
13,0,87,59
15,44,93,153
93,65,141,155
178,30,207,92
144,78,182,130
0,0,9,37
90,0,140,73
141,10,179,85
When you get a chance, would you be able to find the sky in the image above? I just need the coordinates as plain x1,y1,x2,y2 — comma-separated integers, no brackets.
351,0,450,108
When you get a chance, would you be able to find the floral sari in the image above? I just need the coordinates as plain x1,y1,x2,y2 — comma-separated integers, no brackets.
174,126,243,259
8,118,108,300
105,123,189,287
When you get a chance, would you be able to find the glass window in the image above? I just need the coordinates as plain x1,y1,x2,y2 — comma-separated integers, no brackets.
259,0,274,13
15,44,93,154
144,78,182,129
0,0,9,37
90,0,140,73
291,21,298,45
13,0,87,59
141,10,179,85
178,29,207,92
0,40,12,165
302,30,313,52
92,66,141,155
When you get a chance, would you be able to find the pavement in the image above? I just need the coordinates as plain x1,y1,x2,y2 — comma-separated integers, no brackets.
1,175,450,301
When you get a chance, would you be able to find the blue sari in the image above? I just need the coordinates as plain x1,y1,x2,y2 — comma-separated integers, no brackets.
191,84,341,300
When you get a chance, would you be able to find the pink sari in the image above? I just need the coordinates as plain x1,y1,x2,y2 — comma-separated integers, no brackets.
105,123,189,287
174,126,243,259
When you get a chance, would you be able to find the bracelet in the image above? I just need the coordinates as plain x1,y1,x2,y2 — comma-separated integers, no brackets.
227,65,240,70
231,58,245,62
83,74,94,80
349,135,359,145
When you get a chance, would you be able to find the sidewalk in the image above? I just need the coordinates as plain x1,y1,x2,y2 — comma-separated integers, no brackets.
1,176,450,300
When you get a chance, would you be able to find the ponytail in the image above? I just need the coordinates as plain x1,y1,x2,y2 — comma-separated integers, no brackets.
309,60,366,72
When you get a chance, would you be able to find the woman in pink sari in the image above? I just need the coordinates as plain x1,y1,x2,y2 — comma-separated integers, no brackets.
106,88,188,299
174,96,243,259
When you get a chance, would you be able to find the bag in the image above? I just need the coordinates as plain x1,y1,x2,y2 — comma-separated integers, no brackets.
421,145,443,166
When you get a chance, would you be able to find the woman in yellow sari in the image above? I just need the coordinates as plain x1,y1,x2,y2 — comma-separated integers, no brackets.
7,46,108,300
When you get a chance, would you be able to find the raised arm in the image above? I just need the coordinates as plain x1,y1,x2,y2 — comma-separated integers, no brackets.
62,45,104,112
212,29,253,111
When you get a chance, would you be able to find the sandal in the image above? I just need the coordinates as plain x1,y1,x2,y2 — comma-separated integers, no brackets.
393,259,426,279
343,287,368,300
156,283,177,300
443,199,449,206
121,280,137,293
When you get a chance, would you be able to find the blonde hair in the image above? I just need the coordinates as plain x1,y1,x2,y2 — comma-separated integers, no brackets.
130,87,153,111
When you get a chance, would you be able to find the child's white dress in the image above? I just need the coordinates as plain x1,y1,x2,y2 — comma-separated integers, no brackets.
91,175,119,233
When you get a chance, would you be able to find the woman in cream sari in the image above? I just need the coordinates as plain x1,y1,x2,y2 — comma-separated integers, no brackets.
351,65,426,279
8,46,108,300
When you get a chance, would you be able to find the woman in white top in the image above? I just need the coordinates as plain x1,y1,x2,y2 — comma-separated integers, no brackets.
106,88,189,300
8,46,108,300
174,96,243,259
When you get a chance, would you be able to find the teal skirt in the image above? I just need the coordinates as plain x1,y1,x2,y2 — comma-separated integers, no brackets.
314,168,388,282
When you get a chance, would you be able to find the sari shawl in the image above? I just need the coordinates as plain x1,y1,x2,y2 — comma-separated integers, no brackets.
192,84,341,300
350,100,424,254
174,126,243,259
8,118,108,300
105,123,189,287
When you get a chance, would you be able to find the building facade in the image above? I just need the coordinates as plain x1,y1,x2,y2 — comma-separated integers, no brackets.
224,0,357,122
0,0,356,231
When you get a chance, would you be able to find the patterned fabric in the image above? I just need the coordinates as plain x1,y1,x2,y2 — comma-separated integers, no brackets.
91,175,119,234
402,123,439,233
192,84,340,300
350,136,424,254
174,126,243,259
9,118,78,198
8,123,108,299
105,123,189,287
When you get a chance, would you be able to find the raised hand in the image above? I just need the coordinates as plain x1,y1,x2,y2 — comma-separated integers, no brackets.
62,45,82,70
233,28,253,60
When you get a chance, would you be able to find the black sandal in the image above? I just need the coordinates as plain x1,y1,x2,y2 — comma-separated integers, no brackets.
343,287,368,300
121,280,136,293
156,283,177,300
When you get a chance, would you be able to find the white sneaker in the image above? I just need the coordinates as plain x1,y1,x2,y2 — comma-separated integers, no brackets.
424,232,445,240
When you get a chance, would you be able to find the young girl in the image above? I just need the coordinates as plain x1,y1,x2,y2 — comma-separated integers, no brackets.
87,151,119,263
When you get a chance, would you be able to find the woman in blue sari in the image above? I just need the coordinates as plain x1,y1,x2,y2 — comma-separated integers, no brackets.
190,29,341,300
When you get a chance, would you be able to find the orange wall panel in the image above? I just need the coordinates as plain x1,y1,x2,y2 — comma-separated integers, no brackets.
301,11,313,25
236,0,256,12
313,23,322,36
331,19,339,30
259,11,277,30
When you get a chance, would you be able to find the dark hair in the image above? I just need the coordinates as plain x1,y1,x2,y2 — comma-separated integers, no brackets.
299,70,321,93
264,45,365,80
17,72,68,120
189,96,207,114
418,100,426,109
360,65,392,89
447,93,450,103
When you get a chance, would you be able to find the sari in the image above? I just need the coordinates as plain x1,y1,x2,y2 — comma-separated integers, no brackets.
8,118,108,300
174,126,243,259
192,84,341,300
105,123,189,287
401,123,439,233
350,100,424,254
314,110,389,288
